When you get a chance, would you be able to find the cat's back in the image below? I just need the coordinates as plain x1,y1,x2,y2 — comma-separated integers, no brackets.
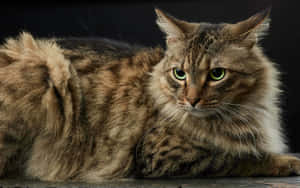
55,37,164,81
56,37,138,59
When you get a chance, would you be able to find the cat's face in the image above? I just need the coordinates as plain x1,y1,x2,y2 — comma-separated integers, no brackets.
154,8,272,118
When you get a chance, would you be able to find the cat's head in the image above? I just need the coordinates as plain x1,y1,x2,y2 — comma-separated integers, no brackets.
151,8,278,120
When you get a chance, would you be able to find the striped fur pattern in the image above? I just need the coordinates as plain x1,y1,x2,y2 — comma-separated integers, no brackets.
0,8,299,182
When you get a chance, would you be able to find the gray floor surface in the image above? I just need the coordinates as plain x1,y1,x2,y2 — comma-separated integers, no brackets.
0,177,300,188
1,154,300,188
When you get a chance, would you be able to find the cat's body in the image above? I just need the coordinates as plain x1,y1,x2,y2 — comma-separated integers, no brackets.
0,8,300,182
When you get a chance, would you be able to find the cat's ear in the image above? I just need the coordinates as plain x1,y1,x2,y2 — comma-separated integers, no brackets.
226,7,271,48
155,8,197,45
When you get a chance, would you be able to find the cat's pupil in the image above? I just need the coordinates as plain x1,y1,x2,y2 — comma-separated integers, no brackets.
212,68,223,77
176,69,185,77
173,68,186,80
210,68,225,80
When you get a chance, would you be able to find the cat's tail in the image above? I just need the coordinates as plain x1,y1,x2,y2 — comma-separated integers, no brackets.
0,32,88,181
0,32,84,138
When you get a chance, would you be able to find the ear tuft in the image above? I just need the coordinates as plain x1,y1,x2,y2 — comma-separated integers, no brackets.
154,8,199,45
254,16,270,41
155,8,185,40
225,7,271,47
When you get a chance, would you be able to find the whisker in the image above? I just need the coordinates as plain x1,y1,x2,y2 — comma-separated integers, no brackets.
220,105,251,124
222,102,273,120
222,102,266,114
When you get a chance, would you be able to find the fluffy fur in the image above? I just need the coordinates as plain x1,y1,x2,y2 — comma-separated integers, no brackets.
0,8,299,182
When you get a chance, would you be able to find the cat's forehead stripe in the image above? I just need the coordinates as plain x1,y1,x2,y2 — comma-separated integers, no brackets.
190,24,223,56
184,25,225,74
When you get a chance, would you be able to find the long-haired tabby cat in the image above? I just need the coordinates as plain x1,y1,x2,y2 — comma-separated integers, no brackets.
0,7,299,182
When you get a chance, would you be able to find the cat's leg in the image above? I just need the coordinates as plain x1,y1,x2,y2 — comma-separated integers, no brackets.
136,126,300,177
227,153,300,177
136,126,223,177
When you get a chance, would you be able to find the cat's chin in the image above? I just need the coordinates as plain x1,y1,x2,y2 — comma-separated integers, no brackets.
185,107,217,118
177,102,218,118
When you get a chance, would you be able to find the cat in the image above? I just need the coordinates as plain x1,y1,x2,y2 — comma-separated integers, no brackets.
0,7,299,183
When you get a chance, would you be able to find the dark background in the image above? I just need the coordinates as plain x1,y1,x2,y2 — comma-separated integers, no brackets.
0,0,299,152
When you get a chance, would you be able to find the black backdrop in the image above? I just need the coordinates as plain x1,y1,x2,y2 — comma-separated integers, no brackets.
1,0,299,152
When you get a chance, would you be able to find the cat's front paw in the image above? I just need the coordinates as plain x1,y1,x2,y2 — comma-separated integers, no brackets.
270,154,300,176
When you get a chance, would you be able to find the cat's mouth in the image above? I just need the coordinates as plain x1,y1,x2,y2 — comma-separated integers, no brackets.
177,101,220,117
201,102,219,108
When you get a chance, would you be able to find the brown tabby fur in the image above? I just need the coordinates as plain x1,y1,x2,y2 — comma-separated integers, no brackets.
0,8,299,182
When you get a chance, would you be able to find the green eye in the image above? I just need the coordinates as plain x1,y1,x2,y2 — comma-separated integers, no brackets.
173,68,186,80
209,68,226,81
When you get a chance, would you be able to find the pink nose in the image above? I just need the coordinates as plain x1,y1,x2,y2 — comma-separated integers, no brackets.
185,86,201,107
186,97,201,107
